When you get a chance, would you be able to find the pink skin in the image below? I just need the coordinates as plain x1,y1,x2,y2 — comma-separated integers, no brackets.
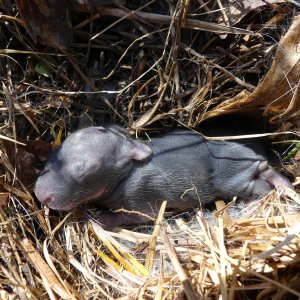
37,187,106,211
258,161,293,190
34,126,295,228
38,161,293,214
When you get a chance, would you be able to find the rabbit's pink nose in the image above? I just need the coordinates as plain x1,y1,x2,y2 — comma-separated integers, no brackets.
36,190,55,206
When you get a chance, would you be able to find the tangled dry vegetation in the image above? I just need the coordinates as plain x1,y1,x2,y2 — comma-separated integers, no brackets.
0,1,300,299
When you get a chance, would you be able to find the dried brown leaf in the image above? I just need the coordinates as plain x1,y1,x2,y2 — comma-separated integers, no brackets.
203,15,300,122
218,0,286,25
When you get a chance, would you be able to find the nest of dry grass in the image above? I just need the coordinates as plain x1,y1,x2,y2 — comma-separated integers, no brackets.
0,1,300,299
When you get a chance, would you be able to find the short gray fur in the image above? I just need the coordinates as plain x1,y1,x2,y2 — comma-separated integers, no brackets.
34,126,292,227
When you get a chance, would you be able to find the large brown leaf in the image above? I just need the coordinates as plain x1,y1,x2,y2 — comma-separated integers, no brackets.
204,15,300,123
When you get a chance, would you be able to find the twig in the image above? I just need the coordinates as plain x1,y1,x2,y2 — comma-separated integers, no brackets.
73,5,255,35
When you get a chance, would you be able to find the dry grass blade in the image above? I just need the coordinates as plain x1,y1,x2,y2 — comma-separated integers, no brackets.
19,238,76,299
0,134,26,145
74,5,256,35
90,220,149,277
0,1,300,299
145,201,167,272
160,226,199,300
